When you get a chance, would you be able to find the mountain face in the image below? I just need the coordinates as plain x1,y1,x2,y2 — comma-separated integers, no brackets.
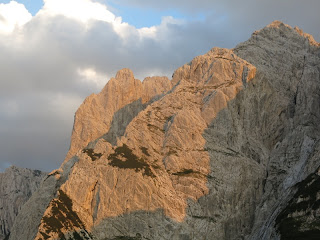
8,21,320,240
0,166,47,240
64,71,172,162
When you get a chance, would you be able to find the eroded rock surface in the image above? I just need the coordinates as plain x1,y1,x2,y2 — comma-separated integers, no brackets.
34,47,257,240
0,166,47,240
8,21,320,240
8,157,79,240
234,20,320,239
275,167,320,239
65,69,172,161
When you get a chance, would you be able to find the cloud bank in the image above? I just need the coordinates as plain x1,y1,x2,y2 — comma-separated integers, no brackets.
0,0,319,172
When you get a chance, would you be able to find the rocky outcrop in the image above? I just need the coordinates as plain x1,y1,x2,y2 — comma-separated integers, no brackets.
275,167,320,239
0,166,47,240
234,20,320,239
8,21,320,240
33,47,257,240
65,69,172,161
8,157,78,240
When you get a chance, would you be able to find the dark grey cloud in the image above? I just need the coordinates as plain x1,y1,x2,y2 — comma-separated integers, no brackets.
0,0,319,172
111,0,320,41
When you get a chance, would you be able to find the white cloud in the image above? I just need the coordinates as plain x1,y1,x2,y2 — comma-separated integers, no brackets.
0,1,32,34
77,67,109,89
39,0,132,37
41,0,116,23
138,26,157,38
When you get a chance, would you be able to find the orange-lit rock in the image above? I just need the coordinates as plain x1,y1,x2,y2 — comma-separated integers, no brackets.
9,21,320,240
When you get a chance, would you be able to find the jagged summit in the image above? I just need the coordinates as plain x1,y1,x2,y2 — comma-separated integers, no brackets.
266,20,292,28
251,20,319,47
64,69,172,162
7,22,320,240
172,47,255,86
114,68,135,83
266,20,319,47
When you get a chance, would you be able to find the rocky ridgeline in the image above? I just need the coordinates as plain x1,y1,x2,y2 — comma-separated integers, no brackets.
6,21,320,239
0,166,47,240
64,71,172,162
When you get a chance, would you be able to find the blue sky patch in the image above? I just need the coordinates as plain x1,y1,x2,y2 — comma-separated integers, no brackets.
0,0,44,15
0,0,206,28
106,2,205,28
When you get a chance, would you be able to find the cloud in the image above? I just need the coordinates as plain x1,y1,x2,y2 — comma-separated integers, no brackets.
0,0,319,172
0,1,32,34
41,0,117,23
77,67,109,89
111,0,320,40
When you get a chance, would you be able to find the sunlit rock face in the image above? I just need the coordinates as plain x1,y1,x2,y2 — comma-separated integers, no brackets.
9,21,320,240
0,166,47,239
64,69,172,162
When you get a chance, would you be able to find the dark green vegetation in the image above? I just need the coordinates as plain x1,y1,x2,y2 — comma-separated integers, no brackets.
276,169,320,240
38,190,90,240
106,233,142,240
172,169,196,176
140,146,150,156
72,231,85,240
82,148,103,161
108,144,155,177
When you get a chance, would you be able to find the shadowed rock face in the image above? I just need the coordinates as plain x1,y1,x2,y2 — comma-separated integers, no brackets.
234,20,320,239
8,21,320,240
276,167,320,240
0,166,47,239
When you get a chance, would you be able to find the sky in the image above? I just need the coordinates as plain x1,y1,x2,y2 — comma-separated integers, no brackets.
0,0,319,172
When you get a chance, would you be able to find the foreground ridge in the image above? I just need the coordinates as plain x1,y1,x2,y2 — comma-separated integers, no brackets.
0,166,47,239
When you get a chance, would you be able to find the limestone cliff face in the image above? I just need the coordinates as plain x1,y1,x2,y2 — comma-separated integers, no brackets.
65,69,172,161
234,20,320,239
34,47,257,240
0,166,47,240
8,21,320,240
275,167,320,239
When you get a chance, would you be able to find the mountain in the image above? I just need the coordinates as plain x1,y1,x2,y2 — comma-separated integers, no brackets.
8,21,320,239
0,166,47,240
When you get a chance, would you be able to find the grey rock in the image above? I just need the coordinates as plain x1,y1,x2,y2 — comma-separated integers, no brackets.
8,156,78,240
234,20,320,240
8,21,320,240
0,166,47,240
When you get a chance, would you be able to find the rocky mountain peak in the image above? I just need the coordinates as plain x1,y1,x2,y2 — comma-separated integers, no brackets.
250,20,319,49
64,68,172,162
28,43,258,240
172,48,255,88
294,26,320,47
7,22,320,240
264,21,319,47
114,68,135,84
266,20,291,29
